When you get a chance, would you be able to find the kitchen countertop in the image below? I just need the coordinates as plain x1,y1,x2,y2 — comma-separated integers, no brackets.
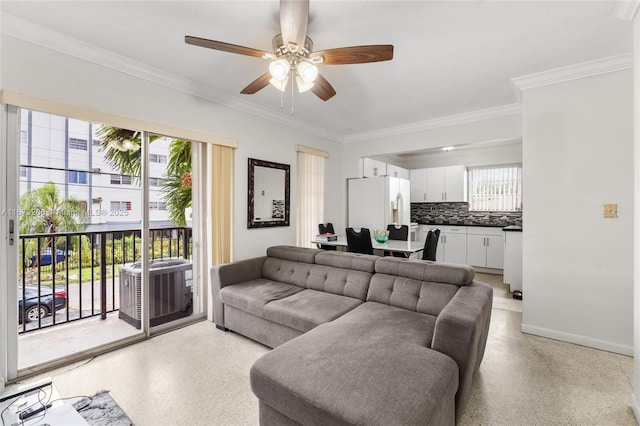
502,225,523,232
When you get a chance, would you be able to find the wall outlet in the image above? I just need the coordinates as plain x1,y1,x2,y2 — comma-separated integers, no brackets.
603,203,618,218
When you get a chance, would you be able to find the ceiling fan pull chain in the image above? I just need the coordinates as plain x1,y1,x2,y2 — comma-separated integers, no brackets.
280,83,284,109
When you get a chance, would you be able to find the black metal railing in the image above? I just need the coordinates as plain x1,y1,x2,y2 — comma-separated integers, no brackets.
18,227,192,333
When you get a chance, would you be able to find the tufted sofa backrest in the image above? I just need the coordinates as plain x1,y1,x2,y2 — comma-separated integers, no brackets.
367,257,475,316
262,246,378,301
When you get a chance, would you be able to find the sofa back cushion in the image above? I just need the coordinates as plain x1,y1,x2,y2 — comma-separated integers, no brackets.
262,247,375,301
266,246,318,264
367,258,475,316
374,257,474,285
315,251,378,273
305,265,372,301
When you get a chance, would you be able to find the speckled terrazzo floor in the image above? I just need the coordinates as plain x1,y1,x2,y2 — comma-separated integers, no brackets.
26,274,635,426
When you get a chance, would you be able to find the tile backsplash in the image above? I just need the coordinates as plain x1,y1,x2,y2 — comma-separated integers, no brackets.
411,202,522,226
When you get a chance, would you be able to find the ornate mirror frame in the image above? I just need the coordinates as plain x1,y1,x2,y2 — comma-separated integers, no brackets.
247,158,290,228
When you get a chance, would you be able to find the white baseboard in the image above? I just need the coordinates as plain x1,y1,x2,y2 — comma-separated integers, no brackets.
631,393,640,423
521,323,633,356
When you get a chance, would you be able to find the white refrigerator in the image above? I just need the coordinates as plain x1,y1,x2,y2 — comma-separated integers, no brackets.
347,176,411,232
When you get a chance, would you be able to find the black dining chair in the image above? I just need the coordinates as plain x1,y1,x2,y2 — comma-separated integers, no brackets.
422,229,441,261
317,223,337,250
385,224,409,257
346,228,374,255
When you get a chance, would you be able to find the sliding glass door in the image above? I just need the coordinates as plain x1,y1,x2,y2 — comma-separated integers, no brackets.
1,105,207,380
1,104,20,388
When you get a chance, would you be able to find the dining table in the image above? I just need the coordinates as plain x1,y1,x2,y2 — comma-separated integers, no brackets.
311,236,424,256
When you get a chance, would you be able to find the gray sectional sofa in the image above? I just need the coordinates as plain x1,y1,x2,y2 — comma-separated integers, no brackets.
210,246,493,425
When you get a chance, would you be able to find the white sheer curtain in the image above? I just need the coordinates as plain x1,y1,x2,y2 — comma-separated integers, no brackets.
296,146,327,248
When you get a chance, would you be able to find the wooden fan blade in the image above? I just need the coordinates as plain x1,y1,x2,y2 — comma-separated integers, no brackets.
310,45,394,65
311,74,336,101
185,36,270,58
280,0,309,52
240,72,272,95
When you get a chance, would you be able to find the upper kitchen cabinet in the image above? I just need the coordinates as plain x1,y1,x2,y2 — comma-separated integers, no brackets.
362,157,387,178
410,169,428,202
426,165,466,202
411,165,466,203
386,164,410,180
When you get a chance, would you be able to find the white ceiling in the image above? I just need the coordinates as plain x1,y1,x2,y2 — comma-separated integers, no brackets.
0,1,634,142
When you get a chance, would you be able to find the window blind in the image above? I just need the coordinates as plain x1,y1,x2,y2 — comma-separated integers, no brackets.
468,165,522,211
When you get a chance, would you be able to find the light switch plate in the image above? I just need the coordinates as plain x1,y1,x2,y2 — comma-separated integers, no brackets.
603,203,618,218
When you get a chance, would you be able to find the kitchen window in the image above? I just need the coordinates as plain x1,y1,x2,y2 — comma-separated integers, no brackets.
468,165,521,211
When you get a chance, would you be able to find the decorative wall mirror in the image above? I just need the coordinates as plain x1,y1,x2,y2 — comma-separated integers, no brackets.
248,158,290,228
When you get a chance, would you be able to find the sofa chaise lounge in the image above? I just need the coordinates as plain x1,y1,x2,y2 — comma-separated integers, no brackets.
210,246,493,425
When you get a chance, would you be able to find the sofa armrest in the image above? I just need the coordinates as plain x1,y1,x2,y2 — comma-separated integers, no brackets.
210,256,267,327
431,281,493,421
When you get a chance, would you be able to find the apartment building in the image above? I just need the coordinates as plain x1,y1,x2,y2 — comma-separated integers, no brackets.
19,109,175,230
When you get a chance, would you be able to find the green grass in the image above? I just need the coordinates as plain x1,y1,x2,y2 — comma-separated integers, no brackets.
23,264,122,285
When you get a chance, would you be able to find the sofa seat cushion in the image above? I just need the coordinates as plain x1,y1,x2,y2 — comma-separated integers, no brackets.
251,320,459,426
219,279,303,318
331,301,438,348
263,289,362,333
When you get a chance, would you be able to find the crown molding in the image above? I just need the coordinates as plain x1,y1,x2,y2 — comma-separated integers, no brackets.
342,103,522,144
0,13,343,142
612,0,640,21
512,53,634,91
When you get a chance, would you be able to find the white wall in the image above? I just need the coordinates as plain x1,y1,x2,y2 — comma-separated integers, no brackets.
0,35,344,260
522,69,634,355
401,141,522,170
632,10,640,421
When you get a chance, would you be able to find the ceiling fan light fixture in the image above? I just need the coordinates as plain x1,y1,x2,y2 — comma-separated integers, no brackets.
269,58,290,81
269,75,289,92
297,61,318,83
295,75,314,93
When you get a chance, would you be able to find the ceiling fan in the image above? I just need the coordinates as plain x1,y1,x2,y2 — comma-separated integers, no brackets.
185,0,393,101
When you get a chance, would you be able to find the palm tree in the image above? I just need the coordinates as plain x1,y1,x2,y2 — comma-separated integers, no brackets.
19,183,88,235
97,126,192,226
161,139,192,226
19,183,88,267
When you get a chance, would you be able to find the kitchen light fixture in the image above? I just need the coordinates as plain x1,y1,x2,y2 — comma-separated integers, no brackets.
442,146,455,152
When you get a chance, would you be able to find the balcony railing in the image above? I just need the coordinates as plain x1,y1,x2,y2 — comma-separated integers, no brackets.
18,227,192,333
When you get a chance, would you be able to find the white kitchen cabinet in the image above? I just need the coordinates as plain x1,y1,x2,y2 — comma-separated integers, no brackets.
415,165,466,202
431,225,467,265
466,227,504,269
503,229,522,293
425,168,445,202
443,165,466,201
387,164,410,180
362,158,387,178
410,169,428,202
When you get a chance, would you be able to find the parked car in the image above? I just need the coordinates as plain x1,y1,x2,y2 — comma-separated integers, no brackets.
18,285,67,323
29,249,66,267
